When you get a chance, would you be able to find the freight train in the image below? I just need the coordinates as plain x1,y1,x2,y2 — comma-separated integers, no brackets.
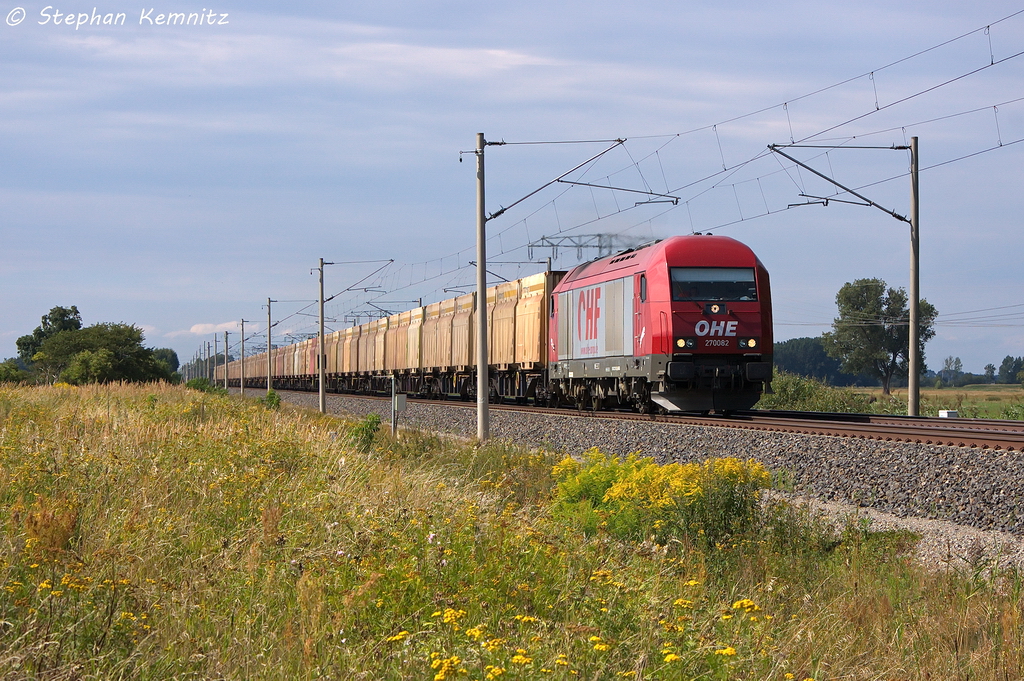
217,234,773,413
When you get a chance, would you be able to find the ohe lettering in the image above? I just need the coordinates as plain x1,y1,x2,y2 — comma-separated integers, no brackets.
694,320,738,337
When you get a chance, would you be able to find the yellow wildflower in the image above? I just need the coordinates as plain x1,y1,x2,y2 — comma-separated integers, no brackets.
482,638,506,652
442,608,467,625
731,598,759,613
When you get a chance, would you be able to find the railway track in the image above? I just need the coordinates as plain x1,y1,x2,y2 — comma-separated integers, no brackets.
278,390,1024,451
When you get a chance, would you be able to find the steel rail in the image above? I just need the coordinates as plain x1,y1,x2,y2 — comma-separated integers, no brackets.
272,390,1024,451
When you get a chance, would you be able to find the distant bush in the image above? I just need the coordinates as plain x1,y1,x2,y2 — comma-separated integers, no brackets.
0,359,30,384
756,370,874,413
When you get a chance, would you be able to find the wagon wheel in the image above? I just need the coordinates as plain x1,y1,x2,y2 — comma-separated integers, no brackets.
590,392,602,412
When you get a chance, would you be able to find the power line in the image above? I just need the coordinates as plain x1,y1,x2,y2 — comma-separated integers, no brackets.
225,9,1024,336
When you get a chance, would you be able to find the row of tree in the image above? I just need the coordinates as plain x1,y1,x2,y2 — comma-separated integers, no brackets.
778,278,1021,390
0,306,179,385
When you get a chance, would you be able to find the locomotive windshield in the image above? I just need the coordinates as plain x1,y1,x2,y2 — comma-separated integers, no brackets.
670,267,757,302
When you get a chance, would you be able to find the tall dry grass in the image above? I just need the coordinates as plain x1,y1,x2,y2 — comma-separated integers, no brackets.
1,383,1022,680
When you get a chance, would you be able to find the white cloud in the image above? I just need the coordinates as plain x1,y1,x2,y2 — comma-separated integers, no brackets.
166,321,241,338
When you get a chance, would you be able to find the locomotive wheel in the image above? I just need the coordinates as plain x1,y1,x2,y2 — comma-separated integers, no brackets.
576,387,590,412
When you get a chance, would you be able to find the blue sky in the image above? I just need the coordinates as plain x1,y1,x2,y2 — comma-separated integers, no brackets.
1,1,1022,373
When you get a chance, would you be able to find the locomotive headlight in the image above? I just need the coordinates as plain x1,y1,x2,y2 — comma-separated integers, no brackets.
676,338,686,348
739,338,759,349
704,302,729,316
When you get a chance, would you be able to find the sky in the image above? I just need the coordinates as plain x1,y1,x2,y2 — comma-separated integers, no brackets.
1,1,1023,374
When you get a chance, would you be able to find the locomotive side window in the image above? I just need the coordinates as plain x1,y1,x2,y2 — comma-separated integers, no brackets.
639,274,647,302
670,268,757,302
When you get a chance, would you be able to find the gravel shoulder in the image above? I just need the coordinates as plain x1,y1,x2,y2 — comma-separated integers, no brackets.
768,491,1024,572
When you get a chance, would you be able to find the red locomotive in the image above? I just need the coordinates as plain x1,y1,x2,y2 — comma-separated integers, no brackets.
547,234,772,412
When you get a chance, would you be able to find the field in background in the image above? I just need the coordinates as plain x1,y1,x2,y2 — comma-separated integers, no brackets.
854,384,1024,418
2,384,1023,679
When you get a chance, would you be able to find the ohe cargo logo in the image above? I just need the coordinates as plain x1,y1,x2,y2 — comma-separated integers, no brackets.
577,288,602,341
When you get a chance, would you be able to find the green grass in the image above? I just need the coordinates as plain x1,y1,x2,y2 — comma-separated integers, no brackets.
758,371,1024,419
2,384,1024,679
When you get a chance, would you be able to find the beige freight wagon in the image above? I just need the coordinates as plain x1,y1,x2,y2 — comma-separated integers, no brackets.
223,270,563,400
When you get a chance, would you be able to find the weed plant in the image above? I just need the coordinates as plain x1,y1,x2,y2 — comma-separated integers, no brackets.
1,384,1023,679
259,389,282,410
755,372,874,413
184,377,228,396
1001,402,1024,420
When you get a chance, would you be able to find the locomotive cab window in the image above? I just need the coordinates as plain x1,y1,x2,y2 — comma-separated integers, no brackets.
670,267,757,302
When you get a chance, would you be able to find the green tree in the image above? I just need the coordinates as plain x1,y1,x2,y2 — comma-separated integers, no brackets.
998,356,1023,384
153,348,180,373
821,278,937,396
940,356,963,386
16,305,82,362
33,323,171,385
0,359,30,384
984,363,997,383
62,348,117,384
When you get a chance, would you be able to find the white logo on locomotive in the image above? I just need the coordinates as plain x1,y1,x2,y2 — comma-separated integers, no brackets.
694,320,738,337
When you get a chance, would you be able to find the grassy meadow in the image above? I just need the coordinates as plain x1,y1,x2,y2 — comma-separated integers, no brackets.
2,384,1024,680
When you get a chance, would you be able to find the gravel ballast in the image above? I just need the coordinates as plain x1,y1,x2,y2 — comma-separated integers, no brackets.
275,390,1024,569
